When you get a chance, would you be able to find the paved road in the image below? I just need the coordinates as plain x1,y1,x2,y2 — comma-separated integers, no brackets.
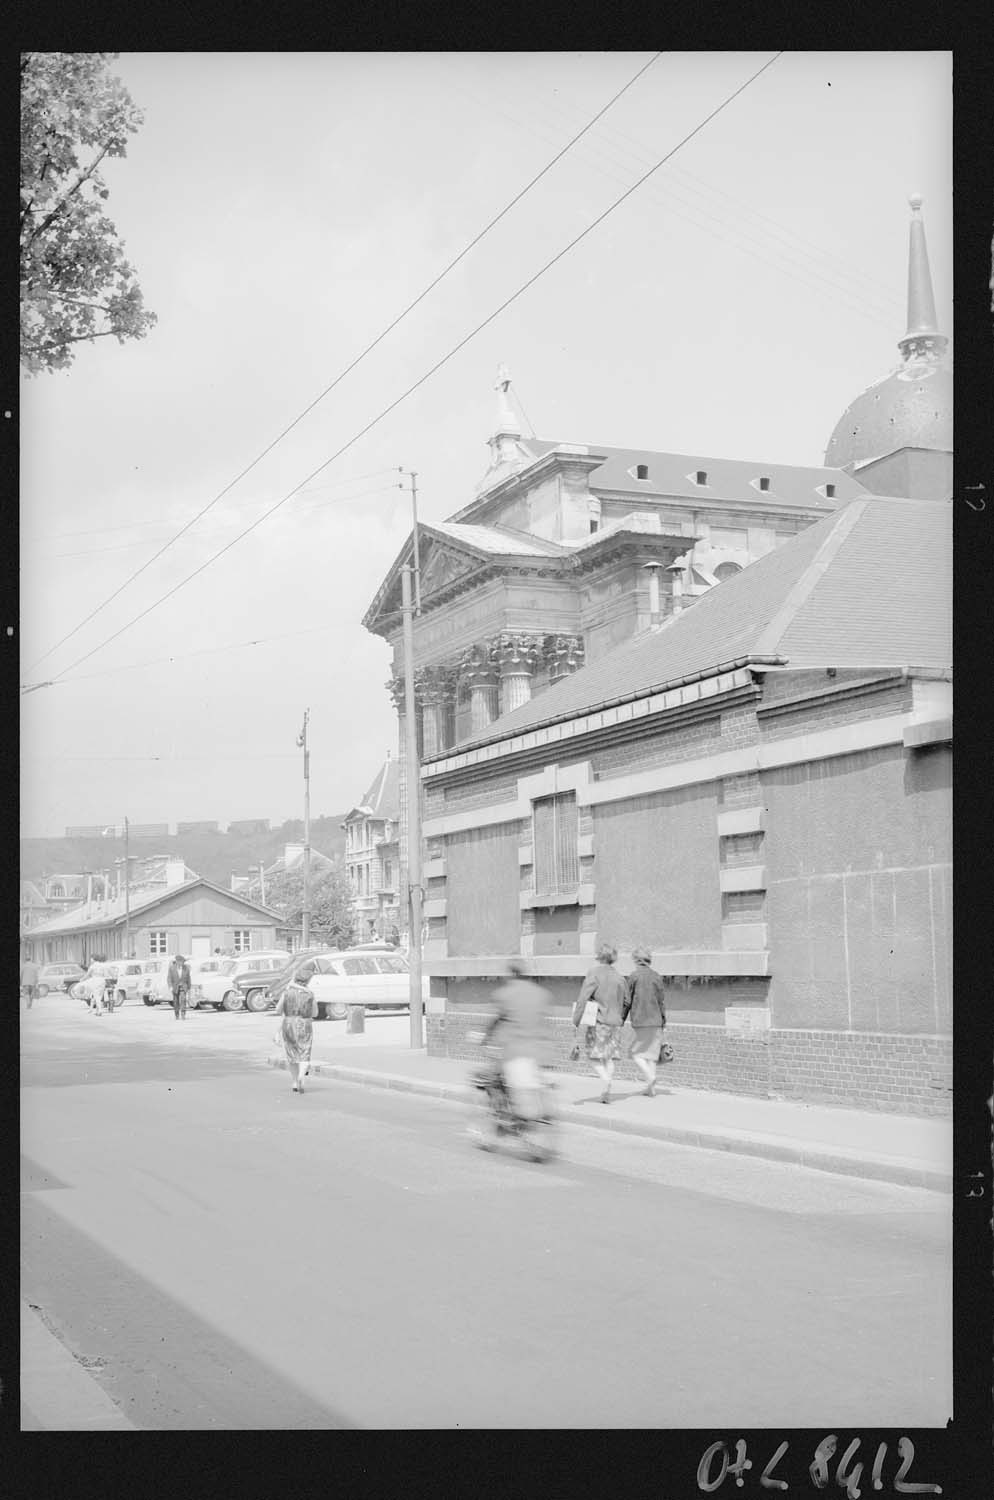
21,997,951,1429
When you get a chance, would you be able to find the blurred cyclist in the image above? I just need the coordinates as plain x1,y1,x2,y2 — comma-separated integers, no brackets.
481,959,553,1121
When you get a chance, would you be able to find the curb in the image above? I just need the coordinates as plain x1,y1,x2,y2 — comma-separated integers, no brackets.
20,1300,137,1431
267,1056,951,1193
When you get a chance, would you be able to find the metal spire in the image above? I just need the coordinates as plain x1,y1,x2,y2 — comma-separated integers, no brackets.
899,194,947,359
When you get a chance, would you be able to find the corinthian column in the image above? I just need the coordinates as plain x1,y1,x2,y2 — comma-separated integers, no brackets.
458,644,499,735
496,631,539,715
543,633,585,683
415,665,457,757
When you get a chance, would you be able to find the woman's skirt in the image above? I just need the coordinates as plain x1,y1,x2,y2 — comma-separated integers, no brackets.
630,1025,664,1062
585,1022,622,1062
281,1014,313,1065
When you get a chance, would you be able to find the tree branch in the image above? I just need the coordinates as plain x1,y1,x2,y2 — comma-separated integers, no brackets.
22,328,122,353
24,142,112,247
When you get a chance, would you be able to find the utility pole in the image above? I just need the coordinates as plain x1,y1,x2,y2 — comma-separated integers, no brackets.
297,710,311,949
401,565,424,1048
400,469,421,614
123,817,131,956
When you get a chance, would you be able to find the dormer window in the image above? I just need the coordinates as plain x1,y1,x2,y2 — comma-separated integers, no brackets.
695,470,707,486
825,483,836,498
636,464,649,480
758,476,770,491
589,497,602,534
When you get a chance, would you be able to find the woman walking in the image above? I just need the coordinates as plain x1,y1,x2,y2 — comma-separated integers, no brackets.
272,978,314,1094
623,946,667,1097
573,942,628,1104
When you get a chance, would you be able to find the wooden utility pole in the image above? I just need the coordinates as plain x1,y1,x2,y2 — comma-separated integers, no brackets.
401,566,423,1048
298,710,311,948
123,817,131,956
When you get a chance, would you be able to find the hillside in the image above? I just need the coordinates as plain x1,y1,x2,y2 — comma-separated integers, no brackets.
20,815,349,892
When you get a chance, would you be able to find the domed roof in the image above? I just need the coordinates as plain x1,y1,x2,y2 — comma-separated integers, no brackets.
825,196,951,470
825,356,952,469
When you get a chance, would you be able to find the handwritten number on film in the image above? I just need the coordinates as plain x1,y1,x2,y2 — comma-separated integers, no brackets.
696,1436,941,1495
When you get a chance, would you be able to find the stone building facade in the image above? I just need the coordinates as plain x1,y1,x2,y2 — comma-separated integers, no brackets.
415,496,951,1115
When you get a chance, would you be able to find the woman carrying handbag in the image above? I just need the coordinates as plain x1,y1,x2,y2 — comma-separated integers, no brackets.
572,942,627,1104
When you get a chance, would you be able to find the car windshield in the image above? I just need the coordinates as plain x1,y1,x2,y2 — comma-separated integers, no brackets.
220,960,237,975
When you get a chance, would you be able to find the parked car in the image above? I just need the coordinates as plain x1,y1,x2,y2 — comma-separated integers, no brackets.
191,952,290,1012
139,955,227,1007
36,962,86,995
262,949,340,1014
104,958,146,1005
266,947,427,1021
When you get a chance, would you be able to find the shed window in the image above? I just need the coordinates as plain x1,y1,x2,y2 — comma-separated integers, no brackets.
533,792,579,896
233,929,251,952
149,930,168,954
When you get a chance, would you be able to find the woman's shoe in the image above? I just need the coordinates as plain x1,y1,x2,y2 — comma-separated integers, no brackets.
644,1083,656,1098
600,1089,611,1105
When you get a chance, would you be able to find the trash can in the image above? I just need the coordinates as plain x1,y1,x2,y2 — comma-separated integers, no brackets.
346,1004,365,1034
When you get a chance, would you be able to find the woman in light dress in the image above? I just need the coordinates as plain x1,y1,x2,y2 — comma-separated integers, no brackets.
572,941,628,1104
272,979,315,1094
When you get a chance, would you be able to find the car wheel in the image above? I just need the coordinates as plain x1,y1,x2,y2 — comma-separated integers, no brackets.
37,984,50,997
244,988,269,1013
221,990,244,1012
328,1001,349,1021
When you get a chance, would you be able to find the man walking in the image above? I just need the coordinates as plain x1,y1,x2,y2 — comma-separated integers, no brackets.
20,957,40,1009
167,954,191,1020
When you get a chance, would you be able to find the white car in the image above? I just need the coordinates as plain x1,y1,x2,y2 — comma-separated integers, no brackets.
307,949,429,1021
104,958,146,1005
140,956,226,1007
192,952,290,1013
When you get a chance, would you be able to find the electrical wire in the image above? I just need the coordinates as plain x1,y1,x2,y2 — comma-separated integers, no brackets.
28,479,400,559
24,51,781,696
447,62,904,330
23,51,664,678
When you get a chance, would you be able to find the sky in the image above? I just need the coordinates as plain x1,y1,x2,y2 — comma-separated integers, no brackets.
19,50,952,840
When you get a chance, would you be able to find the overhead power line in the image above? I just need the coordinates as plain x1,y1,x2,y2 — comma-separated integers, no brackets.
25,51,781,695
24,51,664,679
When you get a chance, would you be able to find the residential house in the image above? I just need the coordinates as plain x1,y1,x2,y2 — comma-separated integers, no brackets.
342,755,400,943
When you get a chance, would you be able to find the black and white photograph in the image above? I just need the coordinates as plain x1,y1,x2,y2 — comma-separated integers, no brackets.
17,48,967,1463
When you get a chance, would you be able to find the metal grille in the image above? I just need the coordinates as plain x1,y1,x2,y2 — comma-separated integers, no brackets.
533,792,579,895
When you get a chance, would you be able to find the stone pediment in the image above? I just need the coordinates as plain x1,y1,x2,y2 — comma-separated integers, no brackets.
364,525,532,636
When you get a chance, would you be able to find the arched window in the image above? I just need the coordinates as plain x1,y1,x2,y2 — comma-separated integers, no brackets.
714,562,742,583
50,883,65,898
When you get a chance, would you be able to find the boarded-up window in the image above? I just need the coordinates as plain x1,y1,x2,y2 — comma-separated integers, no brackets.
533,792,579,896
446,824,521,957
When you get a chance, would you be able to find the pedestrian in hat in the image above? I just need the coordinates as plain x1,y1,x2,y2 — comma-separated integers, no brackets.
167,955,191,1020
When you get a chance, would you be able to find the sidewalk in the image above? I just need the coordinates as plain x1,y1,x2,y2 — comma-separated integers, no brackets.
269,1039,952,1193
20,1299,136,1431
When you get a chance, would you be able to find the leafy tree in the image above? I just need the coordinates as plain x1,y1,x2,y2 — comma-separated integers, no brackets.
262,863,355,949
20,52,157,374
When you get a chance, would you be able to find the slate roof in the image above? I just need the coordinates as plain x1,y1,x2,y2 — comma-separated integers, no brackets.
442,497,950,755
28,877,281,935
430,521,566,558
457,441,865,519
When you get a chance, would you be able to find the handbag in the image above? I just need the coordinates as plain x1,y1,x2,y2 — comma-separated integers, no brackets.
660,1042,674,1063
568,1043,581,1062
579,998,599,1028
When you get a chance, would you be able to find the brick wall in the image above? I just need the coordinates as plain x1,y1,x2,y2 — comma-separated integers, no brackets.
427,1009,952,1116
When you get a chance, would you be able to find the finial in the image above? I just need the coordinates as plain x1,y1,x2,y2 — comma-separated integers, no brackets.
908,192,923,212
495,362,511,393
